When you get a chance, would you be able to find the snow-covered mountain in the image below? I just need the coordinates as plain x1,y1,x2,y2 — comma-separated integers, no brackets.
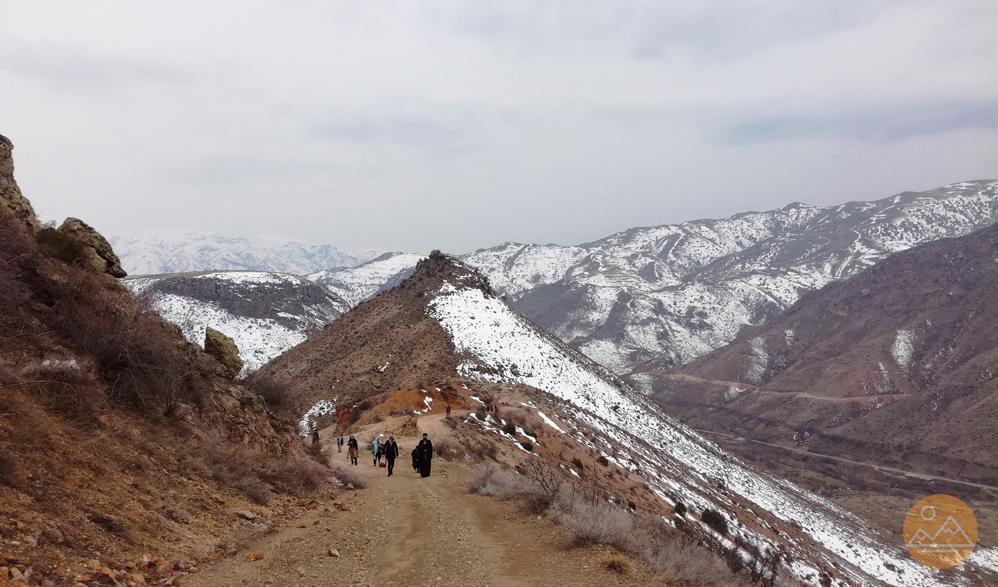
126,271,347,374
109,230,381,275
126,181,996,377
307,252,426,307
258,252,963,586
466,180,997,374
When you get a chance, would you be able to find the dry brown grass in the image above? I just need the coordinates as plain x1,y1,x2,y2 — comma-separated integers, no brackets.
277,456,329,492
432,436,460,461
0,453,15,486
245,374,295,417
469,462,752,586
601,554,631,574
330,464,367,489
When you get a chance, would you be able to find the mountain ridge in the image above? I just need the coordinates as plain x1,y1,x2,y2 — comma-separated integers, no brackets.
254,249,957,586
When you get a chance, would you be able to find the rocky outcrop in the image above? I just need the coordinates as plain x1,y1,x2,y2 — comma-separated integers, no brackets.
0,134,39,232
204,327,243,379
57,217,127,278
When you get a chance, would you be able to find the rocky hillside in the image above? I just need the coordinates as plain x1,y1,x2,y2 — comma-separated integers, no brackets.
0,134,332,585
466,181,997,374
127,182,996,378
256,252,976,586
109,230,381,275
644,225,998,484
126,271,348,374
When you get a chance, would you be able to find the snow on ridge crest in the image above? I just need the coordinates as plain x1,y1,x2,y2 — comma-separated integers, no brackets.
427,279,942,586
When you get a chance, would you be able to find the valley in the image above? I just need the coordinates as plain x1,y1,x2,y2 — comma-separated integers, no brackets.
2,130,995,586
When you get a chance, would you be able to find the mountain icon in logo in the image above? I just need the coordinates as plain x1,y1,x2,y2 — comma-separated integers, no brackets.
903,494,978,569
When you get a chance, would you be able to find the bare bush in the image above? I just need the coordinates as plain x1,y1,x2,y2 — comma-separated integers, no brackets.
278,456,329,492
559,498,634,548
0,453,15,486
433,436,460,461
246,375,294,417
602,555,631,574
198,436,259,485
467,463,555,514
234,475,271,505
330,464,367,489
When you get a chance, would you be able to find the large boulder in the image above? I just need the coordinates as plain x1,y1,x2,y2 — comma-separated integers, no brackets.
57,217,127,278
0,134,40,232
204,327,243,379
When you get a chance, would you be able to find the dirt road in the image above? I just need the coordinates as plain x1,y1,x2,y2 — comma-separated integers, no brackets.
188,418,656,586
697,427,998,494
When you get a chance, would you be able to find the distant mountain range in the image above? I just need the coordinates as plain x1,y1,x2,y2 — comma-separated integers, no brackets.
646,224,998,484
109,230,382,275
124,181,996,377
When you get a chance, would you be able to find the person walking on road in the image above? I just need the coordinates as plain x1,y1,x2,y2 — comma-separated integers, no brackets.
347,435,359,466
372,436,382,466
311,428,320,447
416,433,433,478
336,435,344,453
383,435,400,476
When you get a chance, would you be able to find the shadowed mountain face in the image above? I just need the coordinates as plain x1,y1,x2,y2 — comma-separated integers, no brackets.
125,271,348,375
466,181,997,374
643,225,998,484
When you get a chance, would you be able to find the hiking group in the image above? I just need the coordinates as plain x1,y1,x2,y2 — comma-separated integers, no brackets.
323,431,433,478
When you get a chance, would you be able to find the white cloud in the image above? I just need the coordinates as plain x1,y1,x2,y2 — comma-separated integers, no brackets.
1,0,995,253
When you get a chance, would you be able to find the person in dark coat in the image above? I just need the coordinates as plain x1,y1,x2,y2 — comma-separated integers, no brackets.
382,435,400,476
416,433,433,478
411,447,420,472
347,435,359,466
311,428,320,447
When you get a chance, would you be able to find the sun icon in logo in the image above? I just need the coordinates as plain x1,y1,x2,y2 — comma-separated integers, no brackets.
903,494,978,569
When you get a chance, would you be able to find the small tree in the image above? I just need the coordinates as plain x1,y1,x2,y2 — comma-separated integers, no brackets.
701,508,728,535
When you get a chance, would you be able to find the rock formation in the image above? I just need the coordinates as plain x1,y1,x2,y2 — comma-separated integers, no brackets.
0,134,40,232
204,327,244,378
58,217,127,278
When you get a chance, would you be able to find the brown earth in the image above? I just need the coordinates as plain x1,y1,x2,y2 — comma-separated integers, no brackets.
645,225,998,484
0,134,325,585
188,415,661,587
253,252,473,413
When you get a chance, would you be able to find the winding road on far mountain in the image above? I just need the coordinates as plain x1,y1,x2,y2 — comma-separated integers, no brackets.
187,416,656,586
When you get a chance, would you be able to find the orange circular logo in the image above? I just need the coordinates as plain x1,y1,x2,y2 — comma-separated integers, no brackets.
903,494,978,569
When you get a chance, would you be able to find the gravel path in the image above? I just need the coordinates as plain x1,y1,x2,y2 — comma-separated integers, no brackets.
187,419,656,586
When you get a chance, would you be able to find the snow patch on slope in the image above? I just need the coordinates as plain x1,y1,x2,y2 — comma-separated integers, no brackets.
891,329,914,374
428,280,943,586
145,293,306,375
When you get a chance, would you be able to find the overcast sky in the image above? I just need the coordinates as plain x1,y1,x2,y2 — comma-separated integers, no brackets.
2,1,996,253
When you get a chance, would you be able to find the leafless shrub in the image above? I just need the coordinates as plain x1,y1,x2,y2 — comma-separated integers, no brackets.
278,456,329,492
330,464,367,489
0,453,15,486
467,463,556,514
464,436,498,462
22,360,105,421
44,279,208,412
433,436,460,461
198,435,260,486
521,459,563,506
559,497,634,548
234,475,271,505
305,440,327,465
246,374,294,417
602,555,631,574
